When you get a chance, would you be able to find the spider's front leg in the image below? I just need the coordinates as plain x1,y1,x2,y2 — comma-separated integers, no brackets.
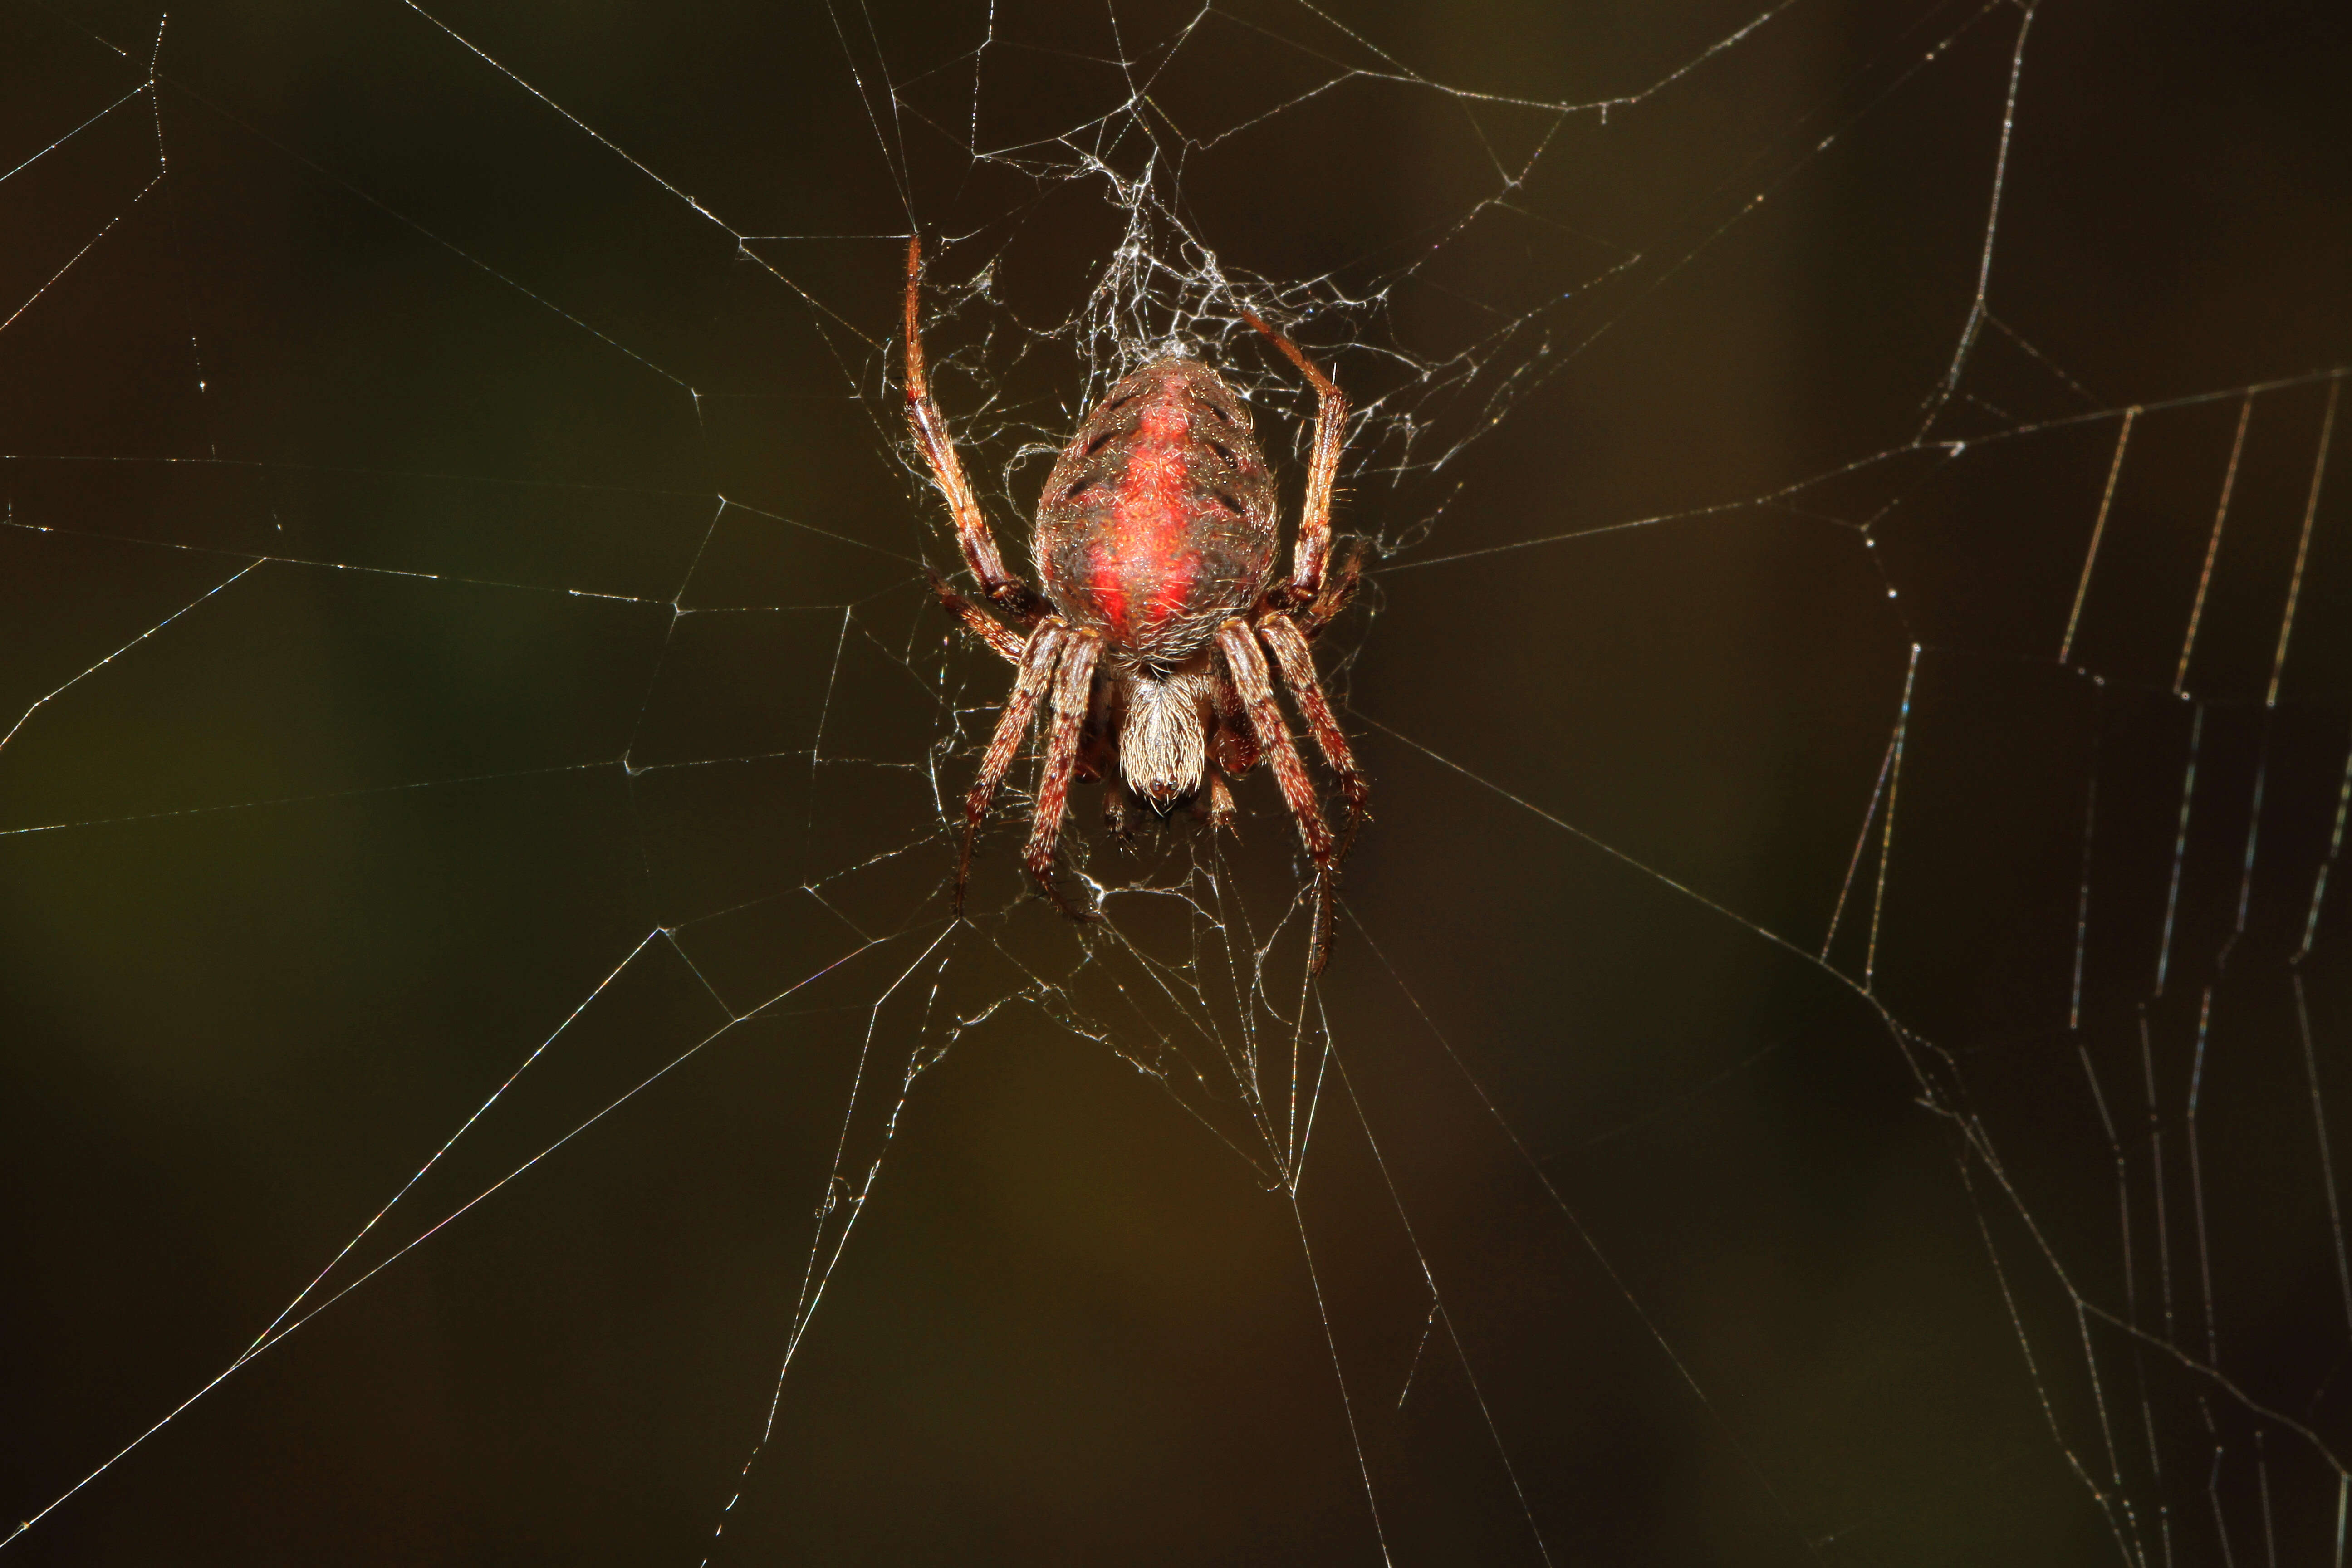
905,236,1044,622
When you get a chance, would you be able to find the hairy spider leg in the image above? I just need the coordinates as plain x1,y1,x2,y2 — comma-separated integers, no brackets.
1258,612,1369,856
927,568,1024,664
1240,309,1347,608
906,236,1040,617
1209,663,1262,780
1022,631,1104,915
1300,538,1367,636
958,620,1067,910
1216,618,1341,970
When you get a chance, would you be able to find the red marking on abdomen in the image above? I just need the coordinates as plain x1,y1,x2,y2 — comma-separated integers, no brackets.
1088,397,1200,642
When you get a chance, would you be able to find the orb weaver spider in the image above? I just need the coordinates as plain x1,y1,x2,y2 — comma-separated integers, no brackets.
905,238,1368,969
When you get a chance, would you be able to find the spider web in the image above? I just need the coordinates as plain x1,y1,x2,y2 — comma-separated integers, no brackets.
2,0,2348,1561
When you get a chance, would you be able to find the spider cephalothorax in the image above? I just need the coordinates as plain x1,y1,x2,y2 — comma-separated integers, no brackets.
904,238,1368,969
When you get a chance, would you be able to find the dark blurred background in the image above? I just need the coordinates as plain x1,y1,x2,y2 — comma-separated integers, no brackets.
2,0,2348,1562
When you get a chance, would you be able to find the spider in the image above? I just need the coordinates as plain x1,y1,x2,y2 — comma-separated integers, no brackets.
902,237,1369,970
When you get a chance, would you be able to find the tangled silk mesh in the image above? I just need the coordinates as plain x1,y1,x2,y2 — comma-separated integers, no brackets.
2,0,2349,1562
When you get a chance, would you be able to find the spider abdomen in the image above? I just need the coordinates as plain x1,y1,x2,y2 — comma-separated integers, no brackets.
1034,356,1279,661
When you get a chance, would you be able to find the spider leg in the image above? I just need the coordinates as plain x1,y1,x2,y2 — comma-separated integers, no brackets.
906,237,1043,619
1022,631,1103,916
1296,537,1367,637
927,568,1024,664
1209,664,1260,778
1239,308,1347,609
1258,612,1369,858
957,620,1067,912
1215,619,1340,971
